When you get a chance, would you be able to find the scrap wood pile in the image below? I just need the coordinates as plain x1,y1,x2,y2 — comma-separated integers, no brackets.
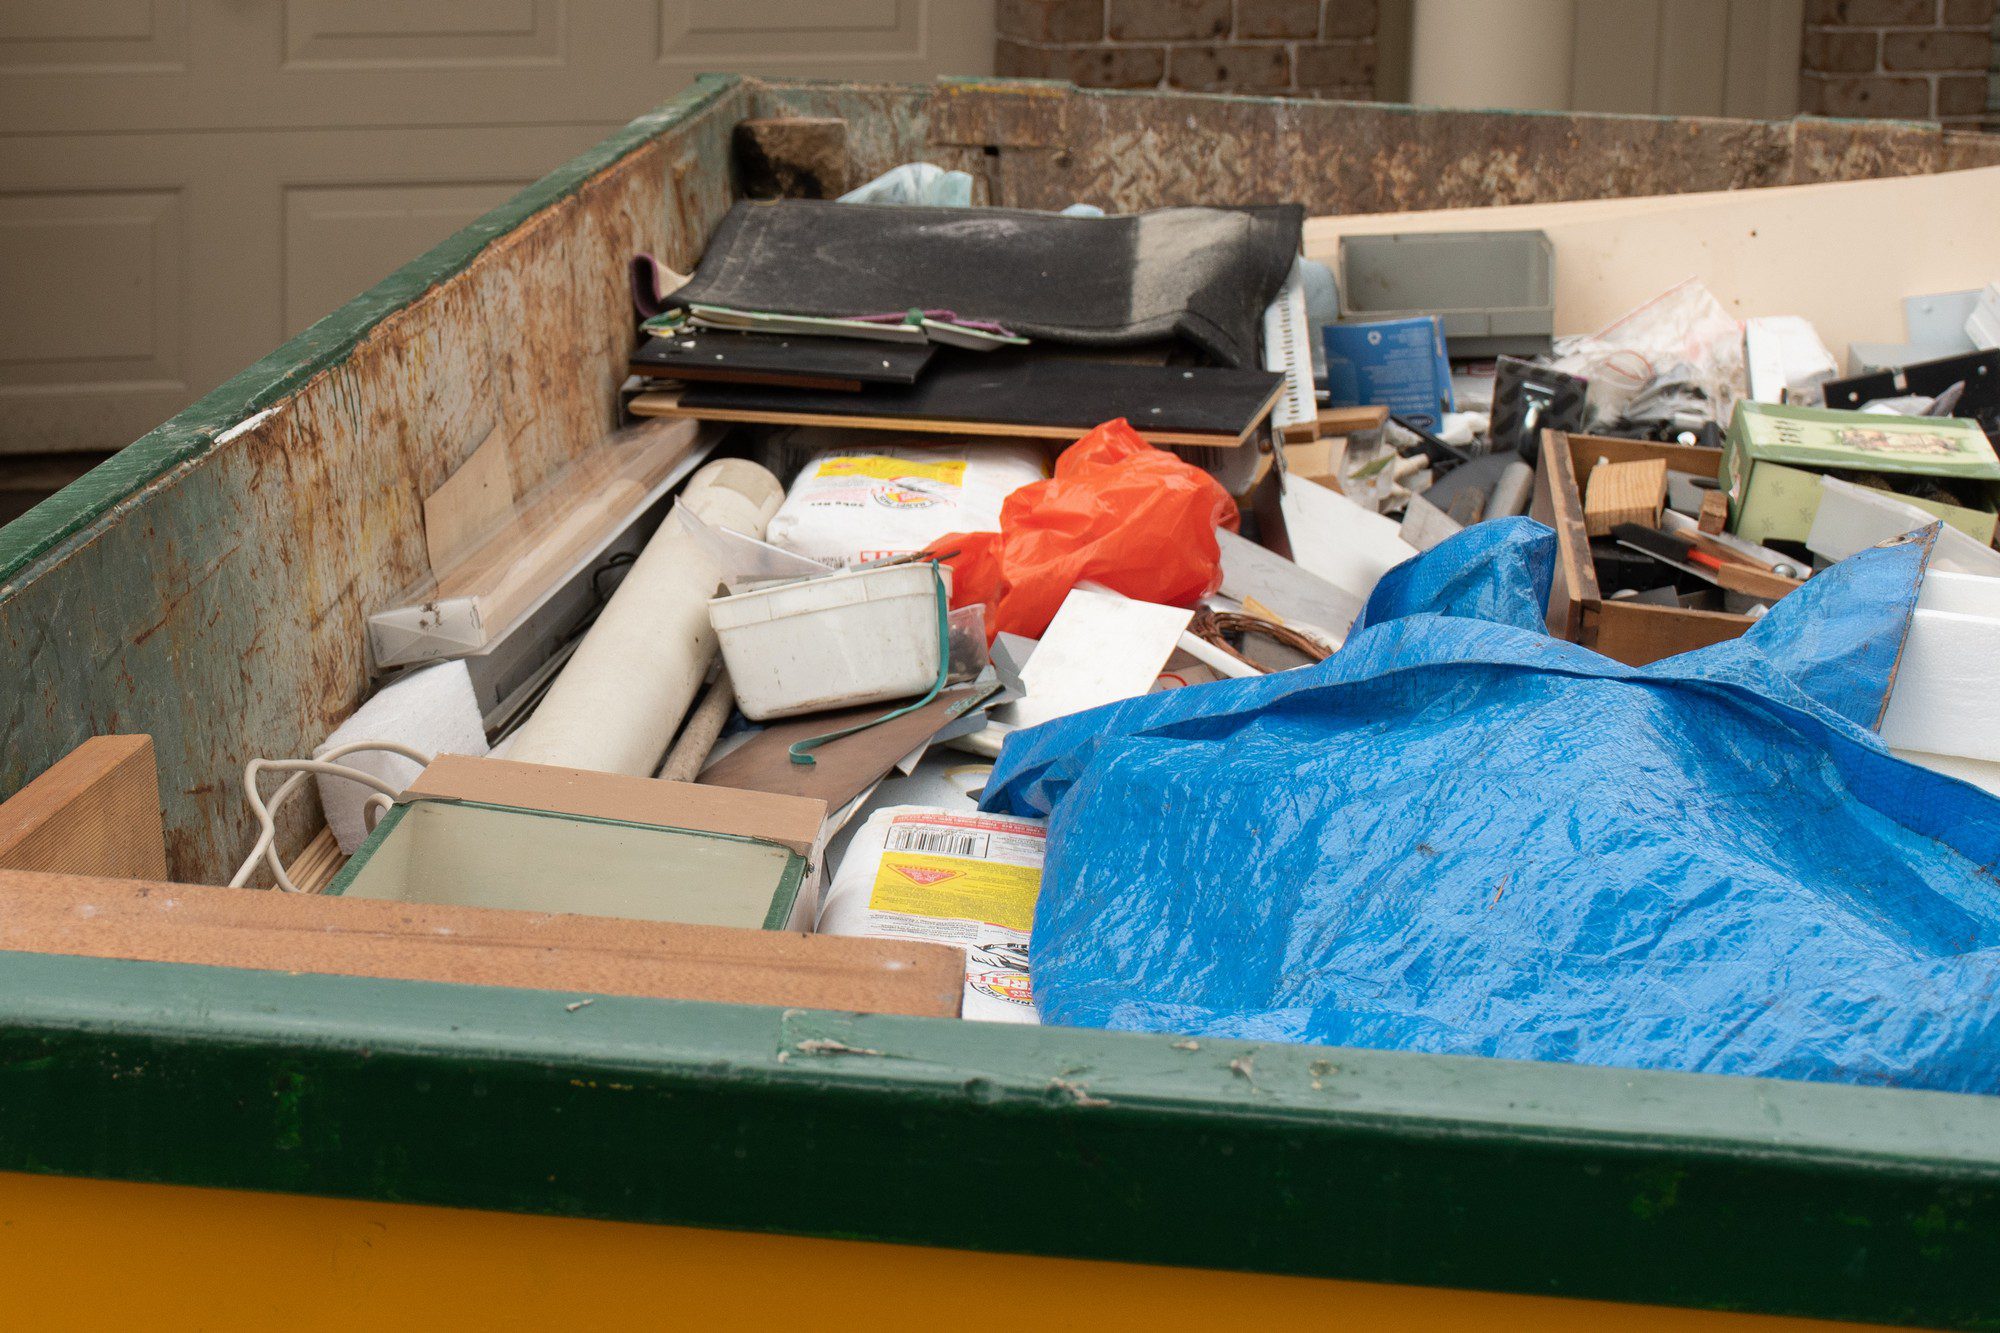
197,162,2000,1095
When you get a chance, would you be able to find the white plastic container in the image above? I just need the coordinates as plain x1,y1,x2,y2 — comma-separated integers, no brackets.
708,563,942,721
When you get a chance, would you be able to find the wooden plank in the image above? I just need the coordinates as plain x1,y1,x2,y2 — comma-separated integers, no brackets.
0,737,166,881
1301,165,2000,359
1589,600,1756,666
0,870,964,1019
1583,458,1667,538
629,390,1260,450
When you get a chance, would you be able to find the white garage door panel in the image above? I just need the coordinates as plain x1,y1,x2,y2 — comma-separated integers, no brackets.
0,123,619,455
0,0,994,455
0,0,991,133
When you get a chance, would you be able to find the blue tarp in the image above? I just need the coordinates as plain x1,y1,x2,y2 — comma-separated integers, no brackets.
982,518,2000,1093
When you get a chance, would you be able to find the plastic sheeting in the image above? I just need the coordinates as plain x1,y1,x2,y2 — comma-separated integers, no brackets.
982,517,2000,1093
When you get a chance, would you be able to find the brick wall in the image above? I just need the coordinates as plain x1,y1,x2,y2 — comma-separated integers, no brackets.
995,0,1379,98
1801,0,1997,126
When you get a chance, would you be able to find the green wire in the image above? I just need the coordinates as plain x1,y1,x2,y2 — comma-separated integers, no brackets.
788,560,952,766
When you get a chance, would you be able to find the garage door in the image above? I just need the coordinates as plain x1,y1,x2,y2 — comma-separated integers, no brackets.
0,0,994,461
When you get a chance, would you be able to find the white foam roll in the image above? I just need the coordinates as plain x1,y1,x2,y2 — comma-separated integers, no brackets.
507,458,783,777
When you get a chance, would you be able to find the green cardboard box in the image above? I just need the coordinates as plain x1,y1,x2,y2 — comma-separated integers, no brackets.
1721,401,2000,545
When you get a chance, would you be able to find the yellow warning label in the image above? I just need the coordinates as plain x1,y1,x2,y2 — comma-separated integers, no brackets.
870,854,1039,932
818,455,966,486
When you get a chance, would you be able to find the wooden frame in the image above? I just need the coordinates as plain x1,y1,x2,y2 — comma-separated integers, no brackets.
1532,431,1757,665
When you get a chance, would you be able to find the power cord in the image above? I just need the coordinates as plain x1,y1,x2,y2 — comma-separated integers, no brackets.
226,739,433,892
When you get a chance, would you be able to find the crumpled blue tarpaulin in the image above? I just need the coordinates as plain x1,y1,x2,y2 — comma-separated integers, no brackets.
981,518,2000,1093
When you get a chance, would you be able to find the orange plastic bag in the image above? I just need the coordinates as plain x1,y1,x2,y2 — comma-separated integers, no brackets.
929,419,1239,641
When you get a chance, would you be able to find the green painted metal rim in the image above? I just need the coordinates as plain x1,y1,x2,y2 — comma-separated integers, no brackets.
1,950,1997,1328
0,73,743,596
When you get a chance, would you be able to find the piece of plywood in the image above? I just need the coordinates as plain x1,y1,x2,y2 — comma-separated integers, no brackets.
423,426,515,574
0,736,166,881
1302,165,2000,361
1583,458,1667,538
0,871,964,1019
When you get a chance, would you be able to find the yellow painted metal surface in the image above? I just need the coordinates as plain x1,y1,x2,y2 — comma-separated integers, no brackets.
0,1171,1886,1330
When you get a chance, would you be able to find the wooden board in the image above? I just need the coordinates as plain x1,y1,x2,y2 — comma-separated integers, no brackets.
641,354,1284,449
1302,165,2000,360
0,870,963,1018
427,418,699,632
0,736,166,881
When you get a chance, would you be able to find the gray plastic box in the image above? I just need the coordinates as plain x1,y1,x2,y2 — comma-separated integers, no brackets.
1336,230,1555,357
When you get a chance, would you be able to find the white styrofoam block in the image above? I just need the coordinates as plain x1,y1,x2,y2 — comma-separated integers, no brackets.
1965,281,2000,351
1919,570,2000,618
1893,748,2000,798
1879,608,2000,763
314,659,488,853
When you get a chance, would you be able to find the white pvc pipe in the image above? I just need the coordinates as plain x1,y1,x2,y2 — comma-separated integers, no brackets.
508,458,783,777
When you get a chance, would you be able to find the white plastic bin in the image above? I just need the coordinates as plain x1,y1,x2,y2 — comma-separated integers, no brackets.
708,564,943,720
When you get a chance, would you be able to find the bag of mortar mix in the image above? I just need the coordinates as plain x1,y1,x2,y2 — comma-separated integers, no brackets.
818,805,1046,1023
765,443,1045,568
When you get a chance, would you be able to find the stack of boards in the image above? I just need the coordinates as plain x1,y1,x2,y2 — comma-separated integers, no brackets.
628,329,1284,450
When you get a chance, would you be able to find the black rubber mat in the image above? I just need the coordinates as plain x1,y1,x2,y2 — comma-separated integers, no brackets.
667,200,1304,369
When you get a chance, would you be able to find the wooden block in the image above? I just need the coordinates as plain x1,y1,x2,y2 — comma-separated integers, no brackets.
1698,488,1730,535
0,736,166,881
0,871,964,1019
1714,562,1803,602
1583,457,1667,538
284,827,346,894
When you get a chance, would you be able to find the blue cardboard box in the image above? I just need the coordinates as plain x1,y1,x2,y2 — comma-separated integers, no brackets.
1324,316,1455,430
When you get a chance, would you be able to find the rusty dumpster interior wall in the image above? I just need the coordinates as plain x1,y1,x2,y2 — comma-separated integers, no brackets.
9,76,2000,884
751,80,2000,213
0,87,754,883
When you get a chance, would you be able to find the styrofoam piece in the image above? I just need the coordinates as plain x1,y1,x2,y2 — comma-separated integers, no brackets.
1966,281,2000,351
993,589,1192,731
1891,748,2000,800
1879,608,2000,762
1919,570,2000,617
314,660,487,854
709,563,942,721
1278,475,1420,603
1745,316,1837,403
1806,476,2000,577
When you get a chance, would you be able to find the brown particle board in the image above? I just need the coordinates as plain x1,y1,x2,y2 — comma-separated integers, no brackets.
0,871,964,1020
405,755,828,859
0,735,167,881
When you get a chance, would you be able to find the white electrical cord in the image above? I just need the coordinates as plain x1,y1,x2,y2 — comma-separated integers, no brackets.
226,740,432,892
